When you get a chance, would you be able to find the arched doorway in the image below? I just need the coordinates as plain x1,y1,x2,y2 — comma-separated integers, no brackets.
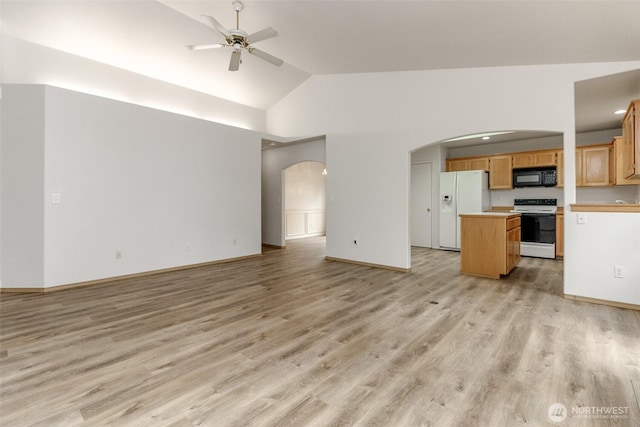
410,130,564,258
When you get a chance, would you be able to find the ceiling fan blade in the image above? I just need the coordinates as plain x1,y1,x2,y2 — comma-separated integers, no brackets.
203,15,230,38
247,27,278,44
249,48,284,67
229,50,241,71
186,43,226,50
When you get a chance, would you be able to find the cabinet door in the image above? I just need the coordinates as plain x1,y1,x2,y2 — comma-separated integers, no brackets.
447,159,468,172
581,145,611,186
468,157,490,171
557,150,564,187
512,153,533,169
555,214,563,257
575,148,583,186
622,102,638,179
489,155,512,189
506,226,521,273
533,151,557,166
613,136,640,185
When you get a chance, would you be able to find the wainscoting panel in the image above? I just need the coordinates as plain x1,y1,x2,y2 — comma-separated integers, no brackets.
286,210,326,239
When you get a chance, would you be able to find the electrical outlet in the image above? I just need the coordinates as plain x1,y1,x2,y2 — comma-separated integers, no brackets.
614,265,624,278
577,213,587,224
185,244,191,252
115,250,123,260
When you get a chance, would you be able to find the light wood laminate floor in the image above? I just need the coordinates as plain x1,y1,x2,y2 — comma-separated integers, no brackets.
1,237,639,426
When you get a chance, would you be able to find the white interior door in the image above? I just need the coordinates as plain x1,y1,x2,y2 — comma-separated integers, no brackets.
410,162,433,247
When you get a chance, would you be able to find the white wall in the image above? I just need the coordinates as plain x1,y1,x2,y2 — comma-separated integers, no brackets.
262,139,325,247
564,211,640,305
1,85,262,288
268,62,640,270
0,85,46,286
1,36,266,132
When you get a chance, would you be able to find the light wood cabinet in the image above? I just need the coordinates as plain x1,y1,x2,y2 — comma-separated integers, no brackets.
468,157,490,171
612,136,640,185
555,210,563,257
446,156,490,172
512,152,533,169
557,145,613,187
446,144,616,189
575,148,583,185
579,144,613,186
533,150,558,167
557,150,565,187
489,155,512,189
460,213,521,279
446,158,469,172
621,99,640,179
512,150,557,169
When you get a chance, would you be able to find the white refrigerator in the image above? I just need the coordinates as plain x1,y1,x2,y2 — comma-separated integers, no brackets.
439,170,490,250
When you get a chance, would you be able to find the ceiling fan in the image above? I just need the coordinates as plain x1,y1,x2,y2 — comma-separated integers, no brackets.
186,0,284,71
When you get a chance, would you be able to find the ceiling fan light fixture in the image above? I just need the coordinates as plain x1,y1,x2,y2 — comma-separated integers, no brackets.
187,1,284,71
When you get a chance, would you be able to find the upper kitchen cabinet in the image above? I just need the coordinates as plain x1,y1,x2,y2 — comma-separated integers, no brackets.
622,99,640,179
489,155,512,189
446,158,470,172
468,157,490,171
558,144,614,187
512,150,558,169
445,154,508,188
446,156,490,172
578,144,613,187
612,136,640,185
557,150,564,187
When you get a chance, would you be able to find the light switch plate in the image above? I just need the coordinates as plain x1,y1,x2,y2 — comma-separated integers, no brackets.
51,193,61,204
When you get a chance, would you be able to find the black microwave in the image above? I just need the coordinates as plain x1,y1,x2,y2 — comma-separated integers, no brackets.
513,167,557,187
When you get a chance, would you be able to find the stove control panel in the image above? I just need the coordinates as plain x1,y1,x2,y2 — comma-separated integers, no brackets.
514,198,557,206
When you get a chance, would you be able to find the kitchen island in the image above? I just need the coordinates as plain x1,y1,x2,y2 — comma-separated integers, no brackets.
459,212,521,279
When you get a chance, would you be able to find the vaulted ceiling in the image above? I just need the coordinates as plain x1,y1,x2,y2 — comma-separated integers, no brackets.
3,0,640,131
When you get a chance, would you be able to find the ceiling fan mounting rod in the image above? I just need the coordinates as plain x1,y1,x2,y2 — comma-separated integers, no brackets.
233,0,244,30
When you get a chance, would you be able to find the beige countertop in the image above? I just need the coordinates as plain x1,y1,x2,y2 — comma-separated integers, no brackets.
571,204,640,213
460,212,521,218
